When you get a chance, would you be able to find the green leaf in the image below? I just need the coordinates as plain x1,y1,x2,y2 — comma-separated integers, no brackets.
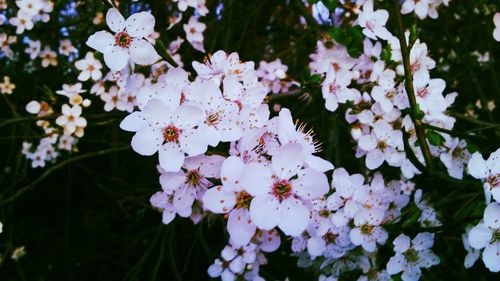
329,27,345,43
413,104,425,120
409,23,418,47
153,40,179,68
466,141,479,153
381,45,392,62
320,0,337,11
426,130,445,146
309,74,322,84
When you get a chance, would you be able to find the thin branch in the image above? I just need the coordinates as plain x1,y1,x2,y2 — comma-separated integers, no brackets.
392,0,434,170
0,145,130,204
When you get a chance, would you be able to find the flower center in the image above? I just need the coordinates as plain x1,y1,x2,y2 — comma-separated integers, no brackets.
272,179,292,201
487,175,500,188
163,125,180,143
403,248,420,263
377,141,388,150
115,31,132,48
207,112,220,125
360,224,374,235
235,191,252,209
185,170,201,186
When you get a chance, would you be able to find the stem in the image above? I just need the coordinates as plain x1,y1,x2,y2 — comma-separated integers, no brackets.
0,145,130,204
392,1,434,170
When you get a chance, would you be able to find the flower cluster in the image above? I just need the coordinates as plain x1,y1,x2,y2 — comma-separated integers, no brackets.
9,0,54,34
310,0,466,180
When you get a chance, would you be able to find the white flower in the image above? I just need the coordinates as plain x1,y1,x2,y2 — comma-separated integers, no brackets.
386,232,440,281
462,227,480,268
25,39,41,60
439,138,470,179
0,76,15,94
10,11,34,34
242,143,329,236
39,46,57,67
55,104,87,136
276,108,333,172
358,0,392,41
468,203,500,272
187,79,243,146
86,8,159,70
183,16,206,52
401,0,429,19
202,156,257,246
494,13,500,42
120,98,208,172
358,120,403,170
159,154,223,220
321,67,359,112
75,52,103,81
468,148,500,203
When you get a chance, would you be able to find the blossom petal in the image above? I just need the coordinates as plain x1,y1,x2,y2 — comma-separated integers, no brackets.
227,208,256,247
278,198,309,236
240,163,273,196
202,186,236,214
129,39,159,66
468,223,492,250
125,11,155,38
249,194,280,230
86,31,114,53
106,8,125,32
104,46,129,71
120,112,147,132
272,143,304,179
131,126,162,155
158,143,185,172
293,168,329,199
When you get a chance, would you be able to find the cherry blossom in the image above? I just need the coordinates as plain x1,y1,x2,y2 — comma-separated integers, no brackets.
86,8,159,70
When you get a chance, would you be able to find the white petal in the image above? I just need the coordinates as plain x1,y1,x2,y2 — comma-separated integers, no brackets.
106,8,125,32
483,242,500,272
412,232,434,250
174,105,204,129
86,31,114,53
125,11,155,38
278,198,309,236
120,112,147,132
173,186,195,216
104,46,129,71
202,186,236,213
131,126,162,155
272,143,304,179
158,172,183,192
366,149,385,170
393,234,411,253
158,143,185,172
401,265,421,281
386,254,405,274
468,223,492,249
220,156,245,190
249,194,280,230
228,208,256,246
484,203,500,229
307,237,326,257
304,154,334,172
129,39,159,66
178,129,207,156
240,163,273,196
293,168,329,199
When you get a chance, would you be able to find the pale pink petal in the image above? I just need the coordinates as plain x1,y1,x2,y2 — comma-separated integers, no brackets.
249,194,280,230
202,186,236,213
